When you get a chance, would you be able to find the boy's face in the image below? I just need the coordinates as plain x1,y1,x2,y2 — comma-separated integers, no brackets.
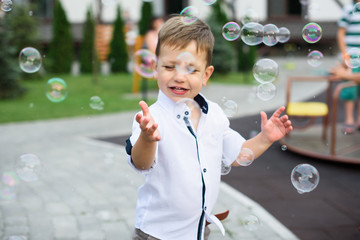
154,41,214,102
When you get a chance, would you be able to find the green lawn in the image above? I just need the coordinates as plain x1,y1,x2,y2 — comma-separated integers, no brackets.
0,72,252,123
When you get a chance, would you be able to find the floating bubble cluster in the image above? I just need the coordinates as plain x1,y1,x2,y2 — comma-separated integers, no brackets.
45,78,68,103
134,49,157,78
302,22,322,44
291,163,319,194
175,52,196,75
89,96,104,111
221,97,238,118
236,148,255,166
19,47,42,73
180,6,199,25
241,22,264,46
253,58,279,83
15,154,42,182
263,24,279,46
344,48,360,69
307,50,323,67
222,22,241,41
1,0,13,12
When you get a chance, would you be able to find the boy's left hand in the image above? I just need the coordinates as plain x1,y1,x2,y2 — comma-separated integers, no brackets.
260,106,293,143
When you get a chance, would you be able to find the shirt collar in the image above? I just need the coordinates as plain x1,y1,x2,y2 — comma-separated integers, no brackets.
157,90,209,114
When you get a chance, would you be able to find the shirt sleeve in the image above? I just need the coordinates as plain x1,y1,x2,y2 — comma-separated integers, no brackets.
126,112,158,174
338,5,351,28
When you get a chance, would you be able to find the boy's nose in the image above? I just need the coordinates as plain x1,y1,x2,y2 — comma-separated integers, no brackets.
173,70,186,82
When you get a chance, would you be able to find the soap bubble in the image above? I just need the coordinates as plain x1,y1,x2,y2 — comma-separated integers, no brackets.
241,9,259,25
221,97,238,118
249,130,258,138
46,78,68,103
302,22,322,44
19,47,42,73
222,22,241,41
221,161,232,175
174,98,201,127
281,145,287,151
242,215,260,231
175,52,196,75
180,6,199,25
241,22,264,46
2,171,19,187
134,49,157,78
307,50,323,67
253,58,278,83
291,163,319,194
89,96,104,111
15,154,42,182
202,0,216,5
353,2,360,15
236,148,255,166
0,185,16,200
344,48,360,69
1,0,13,12
276,27,291,43
257,83,277,101
263,24,279,46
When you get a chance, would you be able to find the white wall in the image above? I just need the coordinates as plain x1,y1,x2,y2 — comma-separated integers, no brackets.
307,0,349,21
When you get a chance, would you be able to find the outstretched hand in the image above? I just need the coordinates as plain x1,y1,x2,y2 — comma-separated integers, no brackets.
260,106,293,143
136,101,161,142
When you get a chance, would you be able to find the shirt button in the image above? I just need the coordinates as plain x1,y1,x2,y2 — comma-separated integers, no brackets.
203,168,207,173
204,206,207,211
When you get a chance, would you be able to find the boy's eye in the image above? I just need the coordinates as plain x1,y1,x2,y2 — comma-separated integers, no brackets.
163,65,175,70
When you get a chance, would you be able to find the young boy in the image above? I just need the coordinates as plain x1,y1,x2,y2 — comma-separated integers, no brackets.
126,16,293,240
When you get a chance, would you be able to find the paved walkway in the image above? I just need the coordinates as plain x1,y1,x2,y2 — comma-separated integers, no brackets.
0,57,337,239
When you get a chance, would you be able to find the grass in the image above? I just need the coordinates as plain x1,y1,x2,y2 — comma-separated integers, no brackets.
0,72,252,123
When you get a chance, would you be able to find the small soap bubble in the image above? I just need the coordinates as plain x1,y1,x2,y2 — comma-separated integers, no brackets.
15,154,42,182
236,148,255,166
241,22,264,46
291,163,319,194
257,83,277,101
89,96,104,111
46,78,68,103
0,185,16,200
221,161,232,175
174,98,201,127
307,50,323,67
242,215,260,231
281,145,287,151
175,52,196,75
241,9,259,25
263,24,279,46
344,48,360,69
222,22,241,41
180,6,199,25
1,0,12,12
134,49,157,78
202,0,216,5
28,10,33,16
302,23,322,44
249,130,258,138
221,97,238,118
276,27,290,43
2,171,19,187
253,58,278,83
101,0,116,6
19,47,42,73
353,2,360,15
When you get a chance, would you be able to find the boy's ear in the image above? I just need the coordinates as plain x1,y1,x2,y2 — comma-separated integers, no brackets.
202,65,214,86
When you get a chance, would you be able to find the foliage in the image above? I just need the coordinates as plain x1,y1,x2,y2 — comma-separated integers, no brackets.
80,7,97,73
138,1,153,36
108,5,129,73
48,1,73,73
0,16,25,99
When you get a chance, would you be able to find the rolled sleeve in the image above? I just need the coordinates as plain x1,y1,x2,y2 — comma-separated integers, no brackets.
222,128,246,166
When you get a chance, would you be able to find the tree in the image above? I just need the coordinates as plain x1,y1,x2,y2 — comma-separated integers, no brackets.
138,1,153,36
0,16,24,99
48,1,73,73
80,7,97,73
108,5,128,73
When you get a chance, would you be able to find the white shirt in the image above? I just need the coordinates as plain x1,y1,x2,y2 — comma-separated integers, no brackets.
126,90,245,240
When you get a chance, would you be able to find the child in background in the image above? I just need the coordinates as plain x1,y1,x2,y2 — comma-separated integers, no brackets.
126,16,293,240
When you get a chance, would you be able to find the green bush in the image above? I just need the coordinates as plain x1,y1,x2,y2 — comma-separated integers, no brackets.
138,1,153,36
80,7,97,73
108,5,128,73
48,1,73,73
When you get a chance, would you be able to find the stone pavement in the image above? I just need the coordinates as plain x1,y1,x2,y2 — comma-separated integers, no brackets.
0,57,337,240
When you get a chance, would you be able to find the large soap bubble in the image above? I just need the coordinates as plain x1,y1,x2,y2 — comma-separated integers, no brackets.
222,22,241,41
241,22,264,46
302,22,322,44
253,58,279,83
344,48,360,69
45,78,68,103
15,154,42,182
134,49,157,78
180,6,199,25
276,27,291,43
263,24,279,46
256,83,277,101
291,163,319,194
19,47,42,73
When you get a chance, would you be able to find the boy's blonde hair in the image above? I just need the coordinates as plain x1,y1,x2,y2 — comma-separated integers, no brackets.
155,15,214,67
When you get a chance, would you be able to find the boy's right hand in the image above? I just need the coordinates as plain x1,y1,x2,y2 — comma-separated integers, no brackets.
136,101,161,142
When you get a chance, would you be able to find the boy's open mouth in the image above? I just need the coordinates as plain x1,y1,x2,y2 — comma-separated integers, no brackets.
169,87,189,94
